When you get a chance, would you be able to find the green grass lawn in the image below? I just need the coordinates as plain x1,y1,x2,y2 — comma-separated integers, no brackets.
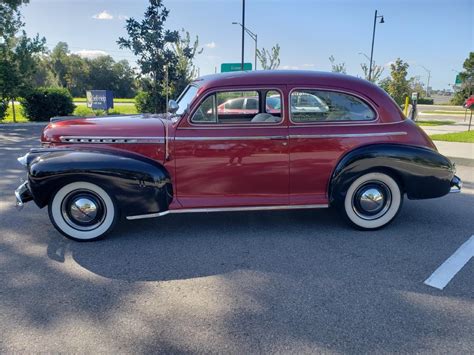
73,97,135,103
417,120,455,126
421,110,467,115
73,104,138,116
1,102,138,123
1,103,28,123
430,130,474,143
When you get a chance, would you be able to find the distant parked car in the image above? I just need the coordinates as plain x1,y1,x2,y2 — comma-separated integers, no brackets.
15,71,461,241
216,96,280,114
464,95,474,109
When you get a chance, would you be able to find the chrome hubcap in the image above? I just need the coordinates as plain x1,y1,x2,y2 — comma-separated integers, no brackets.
61,190,106,231
352,182,392,220
359,188,385,213
70,197,98,223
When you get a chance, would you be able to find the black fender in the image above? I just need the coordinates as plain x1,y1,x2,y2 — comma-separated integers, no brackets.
26,148,173,217
329,143,455,202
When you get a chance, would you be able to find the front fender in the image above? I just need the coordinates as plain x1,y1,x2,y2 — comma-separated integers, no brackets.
329,144,455,202
27,148,173,216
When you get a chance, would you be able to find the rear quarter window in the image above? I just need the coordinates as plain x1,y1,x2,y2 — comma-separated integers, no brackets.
291,89,376,123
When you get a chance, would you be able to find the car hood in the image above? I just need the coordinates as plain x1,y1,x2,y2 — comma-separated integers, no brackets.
42,114,169,144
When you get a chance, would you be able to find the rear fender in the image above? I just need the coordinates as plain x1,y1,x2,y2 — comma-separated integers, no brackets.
329,144,455,202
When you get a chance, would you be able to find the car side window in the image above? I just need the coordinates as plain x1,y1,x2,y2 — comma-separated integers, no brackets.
191,95,217,123
265,90,281,115
290,90,376,122
191,90,283,124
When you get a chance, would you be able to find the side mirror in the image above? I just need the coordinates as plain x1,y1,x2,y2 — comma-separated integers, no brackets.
168,100,179,114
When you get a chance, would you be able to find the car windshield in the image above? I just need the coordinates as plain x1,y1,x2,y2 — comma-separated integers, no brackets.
176,85,198,115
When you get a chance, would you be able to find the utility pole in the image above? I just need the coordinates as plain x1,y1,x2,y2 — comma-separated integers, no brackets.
241,0,245,70
420,66,431,97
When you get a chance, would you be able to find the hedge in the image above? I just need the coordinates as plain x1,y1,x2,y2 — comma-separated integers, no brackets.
20,87,75,121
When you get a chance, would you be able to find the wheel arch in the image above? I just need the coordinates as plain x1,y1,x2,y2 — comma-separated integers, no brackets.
328,143,455,203
27,148,173,217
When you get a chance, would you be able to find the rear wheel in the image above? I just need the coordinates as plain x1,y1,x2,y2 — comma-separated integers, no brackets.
48,181,118,241
340,172,403,230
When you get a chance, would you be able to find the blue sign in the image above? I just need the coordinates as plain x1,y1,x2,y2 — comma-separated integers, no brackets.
86,90,114,110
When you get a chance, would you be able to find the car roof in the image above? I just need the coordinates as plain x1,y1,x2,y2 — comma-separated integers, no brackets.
189,70,406,124
193,70,374,91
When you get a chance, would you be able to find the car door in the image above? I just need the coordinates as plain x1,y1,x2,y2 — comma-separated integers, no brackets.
174,87,289,208
288,88,379,206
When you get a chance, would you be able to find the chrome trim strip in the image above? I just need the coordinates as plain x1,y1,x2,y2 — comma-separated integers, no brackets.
178,125,288,130
289,132,407,139
126,203,329,220
59,136,164,144
175,135,288,141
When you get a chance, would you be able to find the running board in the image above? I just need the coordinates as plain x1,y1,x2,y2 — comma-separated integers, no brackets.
126,204,329,220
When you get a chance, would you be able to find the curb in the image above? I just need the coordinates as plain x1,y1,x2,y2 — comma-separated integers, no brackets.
0,122,48,127
447,156,474,167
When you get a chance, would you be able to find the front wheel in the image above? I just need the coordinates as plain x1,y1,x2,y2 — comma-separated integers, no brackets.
339,172,403,230
48,181,118,241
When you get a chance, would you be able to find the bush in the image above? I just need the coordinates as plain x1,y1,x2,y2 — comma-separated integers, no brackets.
20,87,75,121
135,91,165,113
135,91,153,113
73,106,95,117
417,97,434,104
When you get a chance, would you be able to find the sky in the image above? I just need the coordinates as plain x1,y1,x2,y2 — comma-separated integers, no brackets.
21,0,474,90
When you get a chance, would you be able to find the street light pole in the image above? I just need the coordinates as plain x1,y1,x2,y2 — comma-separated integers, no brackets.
420,65,431,97
232,22,258,70
241,0,245,71
254,33,257,70
368,10,384,81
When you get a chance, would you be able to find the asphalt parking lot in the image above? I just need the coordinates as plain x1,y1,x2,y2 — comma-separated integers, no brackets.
0,125,473,353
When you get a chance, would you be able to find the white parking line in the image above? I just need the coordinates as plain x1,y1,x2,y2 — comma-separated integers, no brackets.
424,235,474,290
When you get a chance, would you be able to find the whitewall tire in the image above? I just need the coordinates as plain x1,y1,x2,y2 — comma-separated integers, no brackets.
48,181,118,241
341,172,402,230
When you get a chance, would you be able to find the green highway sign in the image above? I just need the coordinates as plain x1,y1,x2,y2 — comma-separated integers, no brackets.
221,62,252,72
455,74,462,85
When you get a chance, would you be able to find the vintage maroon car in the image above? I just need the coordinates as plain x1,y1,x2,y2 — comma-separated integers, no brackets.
15,71,462,241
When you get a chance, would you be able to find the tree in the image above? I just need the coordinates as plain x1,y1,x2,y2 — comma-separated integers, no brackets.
329,55,346,74
0,0,45,120
118,0,179,112
361,61,384,83
172,28,202,97
382,58,411,105
87,55,136,98
451,52,474,105
256,44,280,70
45,43,137,97
49,42,70,88
409,76,425,99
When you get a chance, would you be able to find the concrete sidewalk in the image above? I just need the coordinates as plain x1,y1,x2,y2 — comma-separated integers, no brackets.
434,141,473,159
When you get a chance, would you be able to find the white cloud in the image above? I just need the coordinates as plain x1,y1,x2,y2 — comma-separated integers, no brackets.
302,63,315,68
118,15,129,20
280,65,300,70
205,42,216,49
92,11,114,20
74,50,108,59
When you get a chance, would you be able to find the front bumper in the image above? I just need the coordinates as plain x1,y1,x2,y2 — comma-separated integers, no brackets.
450,175,462,193
15,181,33,210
